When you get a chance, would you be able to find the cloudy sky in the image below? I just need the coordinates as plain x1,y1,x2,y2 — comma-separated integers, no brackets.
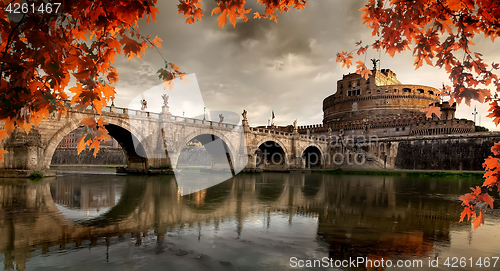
110,0,499,130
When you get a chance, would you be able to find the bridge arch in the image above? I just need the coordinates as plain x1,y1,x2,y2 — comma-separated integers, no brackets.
175,130,239,171
253,139,289,170
253,137,290,156
43,114,152,170
300,144,324,169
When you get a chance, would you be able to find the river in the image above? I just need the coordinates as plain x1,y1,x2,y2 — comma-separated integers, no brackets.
0,169,499,270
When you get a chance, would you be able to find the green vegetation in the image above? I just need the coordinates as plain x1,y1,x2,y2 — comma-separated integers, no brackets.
475,126,489,132
319,169,484,178
28,171,43,179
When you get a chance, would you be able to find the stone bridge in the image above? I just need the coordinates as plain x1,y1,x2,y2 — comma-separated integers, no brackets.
0,104,329,175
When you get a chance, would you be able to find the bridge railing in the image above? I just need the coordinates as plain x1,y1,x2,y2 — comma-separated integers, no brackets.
67,103,242,129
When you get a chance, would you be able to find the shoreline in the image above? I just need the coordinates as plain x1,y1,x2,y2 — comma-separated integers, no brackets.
314,169,484,178
49,165,485,178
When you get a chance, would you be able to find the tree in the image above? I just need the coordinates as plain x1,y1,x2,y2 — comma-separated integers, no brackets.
335,0,500,229
0,0,307,158
0,0,182,157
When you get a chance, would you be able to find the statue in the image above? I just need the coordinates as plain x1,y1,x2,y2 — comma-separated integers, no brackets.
328,127,332,138
161,94,169,106
370,58,380,70
242,110,247,120
293,119,297,130
219,114,224,123
141,99,147,111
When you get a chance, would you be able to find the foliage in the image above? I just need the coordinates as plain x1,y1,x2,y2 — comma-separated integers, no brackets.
28,171,43,179
475,125,489,132
0,0,182,160
177,0,307,28
336,0,500,229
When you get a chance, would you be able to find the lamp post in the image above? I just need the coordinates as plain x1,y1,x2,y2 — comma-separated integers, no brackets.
203,107,206,120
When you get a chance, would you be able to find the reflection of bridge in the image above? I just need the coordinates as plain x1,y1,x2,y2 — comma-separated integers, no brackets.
0,173,463,270
0,105,329,174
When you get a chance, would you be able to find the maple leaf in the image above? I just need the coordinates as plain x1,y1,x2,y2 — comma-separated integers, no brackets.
76,137,87,155
89,140,100,158
460,208,473,222
79,118,97,130
0,129,8,139
421,105,441,119
120,36,142,60
472,211,484,230
163,80,175,90
477,193,494,209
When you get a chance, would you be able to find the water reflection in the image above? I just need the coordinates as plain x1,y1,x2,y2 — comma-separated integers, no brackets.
0,171,496,270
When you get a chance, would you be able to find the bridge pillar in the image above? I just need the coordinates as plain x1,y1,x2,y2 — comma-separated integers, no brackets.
0,128,56,177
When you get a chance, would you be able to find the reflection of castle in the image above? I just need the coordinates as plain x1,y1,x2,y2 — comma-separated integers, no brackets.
280,69,475,138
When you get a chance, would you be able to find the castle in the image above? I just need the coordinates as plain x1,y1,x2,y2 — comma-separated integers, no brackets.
294,68,475,138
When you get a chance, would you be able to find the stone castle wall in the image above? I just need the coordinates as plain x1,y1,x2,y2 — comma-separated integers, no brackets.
51,146,213,167
51,148,127,165
363,132,500,171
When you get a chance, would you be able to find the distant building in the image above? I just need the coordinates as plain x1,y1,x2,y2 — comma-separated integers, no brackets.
56,127,119,148
294,68,474,138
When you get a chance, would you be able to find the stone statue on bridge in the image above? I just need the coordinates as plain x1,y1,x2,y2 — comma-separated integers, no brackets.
219,114,224,123
293,119,297,130
242,110,247,120
161,94,169,106
141,99,147,111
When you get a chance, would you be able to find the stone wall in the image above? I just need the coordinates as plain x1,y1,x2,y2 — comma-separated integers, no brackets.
371,132,500,171
51,148,126,165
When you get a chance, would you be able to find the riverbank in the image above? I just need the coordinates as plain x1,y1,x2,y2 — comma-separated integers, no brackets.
316,168,485,178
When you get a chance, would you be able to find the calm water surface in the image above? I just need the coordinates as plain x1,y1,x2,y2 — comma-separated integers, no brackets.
0,169,499,270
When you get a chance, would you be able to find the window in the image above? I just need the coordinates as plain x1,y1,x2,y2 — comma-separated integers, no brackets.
348,89,361,96
402,127,406,131
396,128,400,131
428,90,434,95
403,88,411,93
417,89,424,94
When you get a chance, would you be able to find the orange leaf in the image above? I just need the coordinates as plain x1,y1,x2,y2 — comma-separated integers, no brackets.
460,208,473,222
477,193,494,209
217,10,228,29
79,118,97,130
0,129,8,139
89,140,100,157
180,75,188,83
472,210,484,230
0,148,8,162
163,80,175,90
2,118,15,134
76,136,86,155
421,105,441,119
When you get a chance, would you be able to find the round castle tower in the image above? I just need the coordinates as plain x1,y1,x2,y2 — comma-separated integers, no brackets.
322,69,442,124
